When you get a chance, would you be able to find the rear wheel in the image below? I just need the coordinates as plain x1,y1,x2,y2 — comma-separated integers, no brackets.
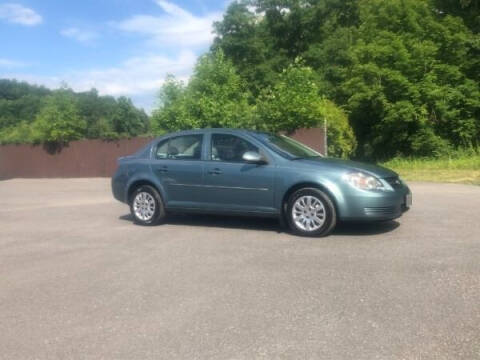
286,188,336,237
129,185,165,226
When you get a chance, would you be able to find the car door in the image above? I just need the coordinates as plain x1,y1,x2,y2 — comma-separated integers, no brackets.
203,133,276,213
150,134,206,209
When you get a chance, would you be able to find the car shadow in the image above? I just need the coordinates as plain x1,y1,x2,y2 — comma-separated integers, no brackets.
119,213,400,236
119,213,282,232
332,220,400,236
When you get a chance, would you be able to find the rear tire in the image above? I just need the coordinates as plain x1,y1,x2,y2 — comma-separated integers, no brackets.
286,188,336,237
129,185,165,226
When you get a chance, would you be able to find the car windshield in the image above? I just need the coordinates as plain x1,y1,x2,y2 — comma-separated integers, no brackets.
252,133,322,160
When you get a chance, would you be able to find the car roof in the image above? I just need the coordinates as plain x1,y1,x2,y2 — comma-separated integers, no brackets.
159,128,262,137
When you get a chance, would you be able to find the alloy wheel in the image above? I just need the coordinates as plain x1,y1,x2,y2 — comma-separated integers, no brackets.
133,192,156,221
291,195,326,232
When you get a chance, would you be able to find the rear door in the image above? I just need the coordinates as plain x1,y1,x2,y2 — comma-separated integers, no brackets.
151,134,206,208
202,133,276,214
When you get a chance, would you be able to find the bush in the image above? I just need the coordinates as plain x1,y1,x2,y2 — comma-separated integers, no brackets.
322,100,357,158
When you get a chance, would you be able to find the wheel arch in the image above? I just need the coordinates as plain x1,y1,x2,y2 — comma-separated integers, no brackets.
126,179,165,204
281,182,340,219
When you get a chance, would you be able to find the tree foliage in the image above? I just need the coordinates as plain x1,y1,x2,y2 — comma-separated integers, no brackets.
322,99,357,158
0,80,149,145
255,61,323,134
255,61,356,157
212,0,480,159
341,0,480,158
111,97,150,138
151,52,353,154
2,0,479,159
152,52,356,157
33,91,86,144
152,51,253,132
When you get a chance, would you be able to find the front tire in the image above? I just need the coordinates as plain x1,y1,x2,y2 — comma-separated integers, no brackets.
129,185,165,226
286,188,336,237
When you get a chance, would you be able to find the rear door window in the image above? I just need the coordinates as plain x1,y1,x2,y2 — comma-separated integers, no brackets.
155,135,203,160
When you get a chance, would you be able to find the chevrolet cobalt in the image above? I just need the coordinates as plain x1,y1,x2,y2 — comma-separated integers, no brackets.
112,129,411,236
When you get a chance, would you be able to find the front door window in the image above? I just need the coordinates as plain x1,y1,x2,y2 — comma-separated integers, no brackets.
211,134,258,163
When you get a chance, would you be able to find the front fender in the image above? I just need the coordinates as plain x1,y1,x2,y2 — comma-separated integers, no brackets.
275,169,347,217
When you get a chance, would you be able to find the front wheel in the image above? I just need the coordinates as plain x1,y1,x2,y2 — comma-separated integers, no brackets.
129,185,165,226
286,188,337,237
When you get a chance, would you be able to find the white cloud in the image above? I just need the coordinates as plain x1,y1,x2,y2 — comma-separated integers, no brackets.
0,3,42,26
0,58,28,68
113,0,222,47
4,51,197,112
2,1,225,111
60,27,98,44
71,51,196,96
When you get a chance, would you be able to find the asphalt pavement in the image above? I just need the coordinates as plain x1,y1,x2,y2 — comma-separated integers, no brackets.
0,178,479,359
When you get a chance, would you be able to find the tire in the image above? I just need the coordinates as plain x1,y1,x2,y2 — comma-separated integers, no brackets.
129,185,166,226
286,188,337,237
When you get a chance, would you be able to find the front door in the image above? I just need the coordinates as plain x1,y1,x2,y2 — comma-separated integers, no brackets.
203,133,276,214
151,134,206,208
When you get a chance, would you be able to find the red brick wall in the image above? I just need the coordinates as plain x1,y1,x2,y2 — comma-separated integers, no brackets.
0,128,325,179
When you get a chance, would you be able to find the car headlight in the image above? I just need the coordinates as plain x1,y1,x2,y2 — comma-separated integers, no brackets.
342,172,385,191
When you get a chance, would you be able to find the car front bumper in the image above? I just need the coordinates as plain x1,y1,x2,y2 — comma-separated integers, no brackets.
339,185,411,221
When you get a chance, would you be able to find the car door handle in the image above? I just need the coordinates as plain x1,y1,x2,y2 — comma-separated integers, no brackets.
208,168,222,175
157,166,168,173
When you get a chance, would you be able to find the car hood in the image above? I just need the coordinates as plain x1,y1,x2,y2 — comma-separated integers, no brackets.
296,157,398,178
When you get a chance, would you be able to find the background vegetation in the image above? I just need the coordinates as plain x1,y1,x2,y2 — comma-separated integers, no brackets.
0,80,149,145
206,0,480,160
383,149,480,185
1,0,479,163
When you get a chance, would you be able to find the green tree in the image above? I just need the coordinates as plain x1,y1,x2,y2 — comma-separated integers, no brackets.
76,89,117,139
111,97,150,137
322,100,357,158
151,75,189,133
213,0,480,159
256,62,325,134
152,50,253,132
33,91,86,144
0,80,150,144
0,121,35,145
212,1,289,96
341,0,480,158
256,61,356,157
152,55,356,158
0,80,50,131
432,0,480,33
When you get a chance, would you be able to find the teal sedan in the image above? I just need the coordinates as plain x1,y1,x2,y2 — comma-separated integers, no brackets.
112,129,411,237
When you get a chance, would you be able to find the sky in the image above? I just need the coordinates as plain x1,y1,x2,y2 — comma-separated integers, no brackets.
0,0,229,111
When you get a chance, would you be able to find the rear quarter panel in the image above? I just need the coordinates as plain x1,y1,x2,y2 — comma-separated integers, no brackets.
124,159,168,203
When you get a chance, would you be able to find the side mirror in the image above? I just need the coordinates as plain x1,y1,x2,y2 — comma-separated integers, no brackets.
242,151,266,164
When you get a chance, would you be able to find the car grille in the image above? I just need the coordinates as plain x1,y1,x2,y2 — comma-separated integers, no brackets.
364,206,398,216
384,176,402,189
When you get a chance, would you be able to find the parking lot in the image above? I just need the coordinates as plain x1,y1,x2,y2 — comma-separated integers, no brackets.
1,178,479,359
